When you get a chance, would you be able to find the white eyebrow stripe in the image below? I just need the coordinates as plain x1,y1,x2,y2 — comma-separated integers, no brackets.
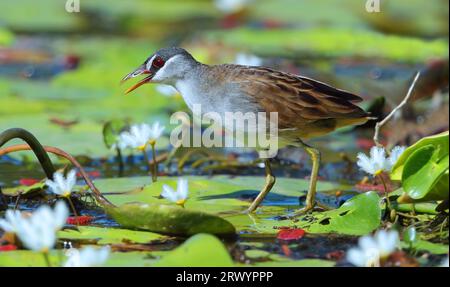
146,55,156,70
152,54,183,79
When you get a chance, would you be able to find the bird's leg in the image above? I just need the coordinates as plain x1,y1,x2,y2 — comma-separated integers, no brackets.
245,159,276,213
292,140,321,216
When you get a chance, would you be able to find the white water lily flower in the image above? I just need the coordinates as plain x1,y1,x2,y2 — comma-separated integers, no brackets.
0,209,24,233
119,123,153,150
45,169,77,197
346,230,399,267
214,0,252,13
161,178,189,207
15,201,69,252
234,53,263,67
64,246,110,267
156,84,178,97
356,146,406,176
388,146,406,167
148,121,165,143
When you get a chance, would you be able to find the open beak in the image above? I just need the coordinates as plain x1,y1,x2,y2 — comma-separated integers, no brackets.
121,64,154,95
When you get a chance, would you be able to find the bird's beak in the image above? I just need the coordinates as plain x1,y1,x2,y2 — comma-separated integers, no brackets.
121,64,154,95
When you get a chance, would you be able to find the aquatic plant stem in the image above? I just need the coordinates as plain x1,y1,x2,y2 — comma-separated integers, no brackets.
377,174,391,210
66,196,79,227
42,251,51,267
116,147,124,177
0,128,56,179
140,146,152,179
13,193,21,210
0,144,114,207
150,141,157,182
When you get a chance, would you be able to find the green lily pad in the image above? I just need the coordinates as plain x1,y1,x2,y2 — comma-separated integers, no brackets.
306,192,381,235
1,181,45,197
94,175,345,235
105,203,236,236
0,27,14,45
99,175,340,212
218,192,381,236
392,131,449,180
248,255,335,267
57,226,166,245
244,249,271,259
153,233,233,267
402,144,449,201
0,249,158,267
401,240,449,255
202,28,448,63
0,250,64,267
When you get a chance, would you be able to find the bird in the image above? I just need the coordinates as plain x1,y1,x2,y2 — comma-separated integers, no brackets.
121,47,370,215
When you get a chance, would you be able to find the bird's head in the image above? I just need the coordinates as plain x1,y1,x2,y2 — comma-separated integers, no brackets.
121,47,197,94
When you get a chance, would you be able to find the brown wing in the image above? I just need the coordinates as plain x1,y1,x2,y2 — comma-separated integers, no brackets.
223,65,369,136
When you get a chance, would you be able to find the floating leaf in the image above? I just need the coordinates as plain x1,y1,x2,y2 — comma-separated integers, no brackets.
57,226,166,245
1,181,45,197
392,131,449,180
0,250,62,267
105,203,236,236
0,245,17,252
18,178,40,186
153,233,233,267
0,250,157,267
66,216,94,226
401,144,449,201
249,257,335,267
305,192,381,235
277,228,306,241
244,249,271,259
400,240,449,255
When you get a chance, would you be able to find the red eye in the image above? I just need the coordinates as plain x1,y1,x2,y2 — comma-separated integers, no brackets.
152,57,165,68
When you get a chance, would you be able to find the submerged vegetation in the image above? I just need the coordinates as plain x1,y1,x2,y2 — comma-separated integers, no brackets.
0,0,448,267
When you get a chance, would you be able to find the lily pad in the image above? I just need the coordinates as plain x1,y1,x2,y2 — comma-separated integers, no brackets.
153,233,233,267
99,175,341,213
392,131,449,180
202,28,448,63
401,145,449,201
248,254,335,267
306,192,381,235
94,175,346,235
401,239,449,255
0,249,158,267
57,226,166,245
0,250,64,267
105,203,236,236
407,240,449,255
0,181,45,197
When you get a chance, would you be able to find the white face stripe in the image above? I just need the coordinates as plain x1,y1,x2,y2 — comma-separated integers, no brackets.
145,55,156,71
152,54,184,82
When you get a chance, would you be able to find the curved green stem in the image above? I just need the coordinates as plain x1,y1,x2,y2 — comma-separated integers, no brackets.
42,251,51,267
66,196,79,227
0,128,56,179
377,174,391,210
116,147,124,177
0,129,114,208
150,142,157,182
